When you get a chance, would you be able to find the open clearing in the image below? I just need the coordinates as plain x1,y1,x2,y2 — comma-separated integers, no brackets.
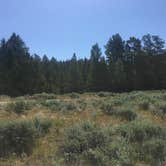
0,91,166,166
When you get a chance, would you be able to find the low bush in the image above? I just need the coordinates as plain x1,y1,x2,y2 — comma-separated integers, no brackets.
141,139,166,165
33,117,52,137
85,141,133,166
63,102,77,111
114,109,137,121
0,117,52,157
40,100,78,112
61,122,133,165
97,92,113,97
85,148,110,166
0,120,36,157
117,120,166,143
77,99,87,111
102,104,137,121
68,93,80,99
62,121,110,160
101,102,114,114
156,102,166,114
5,100,34,114
116,121,166,165
40,100,61,110
61,120,166,165
32,93,56,100
91,99,104,109
111,98,124,106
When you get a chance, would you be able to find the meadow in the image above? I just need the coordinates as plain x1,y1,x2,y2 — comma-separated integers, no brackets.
0,91,165,166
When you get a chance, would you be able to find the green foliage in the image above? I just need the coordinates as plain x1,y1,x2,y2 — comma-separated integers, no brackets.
5,100,34,114
97,92,114,97
33,117,52,137
110,60,128,91
0,33,166,95
62,121,134,166
100,97,124,110
101,97,137,121
0,120,36,157
105,33,124,63
40,100,61,111
112,109,137,121
85,141,133,166
76,99,87,111
158,103,166,114
32,93,57,100
0,117,52,157
68,93,80,99
101,102,114,113
40,99,79,112
87,44,108,91
62,120,166,165
142,34,165,55
117,120,166,143
125,37,141,63
141,139,166,165
102,103,137,121
62,122,110,160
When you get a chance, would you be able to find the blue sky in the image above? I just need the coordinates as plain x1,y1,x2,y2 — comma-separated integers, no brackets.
0,0,166,60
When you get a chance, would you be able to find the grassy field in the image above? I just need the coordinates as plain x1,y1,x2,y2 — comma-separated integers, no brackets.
0,91,165,166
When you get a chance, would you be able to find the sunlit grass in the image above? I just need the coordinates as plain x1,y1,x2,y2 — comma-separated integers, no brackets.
0,90,165,165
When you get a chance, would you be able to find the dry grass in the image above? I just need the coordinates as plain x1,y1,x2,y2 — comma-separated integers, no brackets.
0,91,165,165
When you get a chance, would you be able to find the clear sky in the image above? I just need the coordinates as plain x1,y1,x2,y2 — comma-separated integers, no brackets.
0,0,166,60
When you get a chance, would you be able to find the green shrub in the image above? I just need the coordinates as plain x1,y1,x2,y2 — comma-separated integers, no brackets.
40,99,78,112
113,120,166,165
97,92,113,97
104,104,137,121
157,103,166,114
91,99,104,109
68,93,80,99
15,96,26,101
63,102,77,111
111,98,124,106
61,120,166,165
62,121,135,165
40,100,61,110
141,139,166,165
62,122,110,160
33,117,52,136
118,121,166,143
101,103,114,114
77,99,87,111
0,120,36,157
116,109,137,121
85,140,133,166
32,93,56,100
85,148,110,166
0,117,52,157
5,101,34,114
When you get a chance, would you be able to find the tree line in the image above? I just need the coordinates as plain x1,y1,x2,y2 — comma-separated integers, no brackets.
0,33,166,96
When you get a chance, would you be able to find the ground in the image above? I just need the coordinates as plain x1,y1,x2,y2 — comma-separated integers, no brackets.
0,91,165,166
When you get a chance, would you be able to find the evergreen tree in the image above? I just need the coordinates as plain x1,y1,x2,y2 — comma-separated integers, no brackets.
110,60,127,91
0,33,165,96
68,53,83,92
105,34,124,64
125,37,141,63
87,44,102,91
142,34,165,55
